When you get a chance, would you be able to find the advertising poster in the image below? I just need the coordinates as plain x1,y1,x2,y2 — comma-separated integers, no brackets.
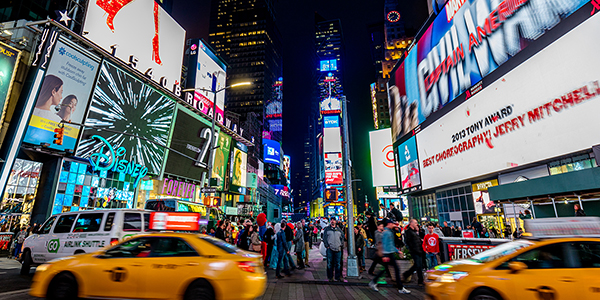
323,127,342,153
388,0,588,143
212,131,232,191
263,139,281,165
472,179,498,214
325,152,343,185
447,244,495,261
185,40,227,124
163,106,216,182
77,61,175,175
82,0,185,88
369,128,397,187
229,146,248,193
416,12,600,190
23,38,100,151
323,115,339,128
398,136,421,190
0,42,20,125
283,155,291,180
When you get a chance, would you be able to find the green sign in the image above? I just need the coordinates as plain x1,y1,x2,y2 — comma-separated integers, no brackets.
47,239,60,253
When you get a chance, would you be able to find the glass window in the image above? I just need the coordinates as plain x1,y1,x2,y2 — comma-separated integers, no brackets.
144,213,151,231
104,212,115,231
123,213,142,231
54,215,77,233
571,242,600,268
104,237,154,258
459,196,467,211
508,243,567,269
73,213,103,232
448,198,455,211
199,236,240,254
458,187,465,195
39,216,57,234
466,194,475,210
152,238,199,257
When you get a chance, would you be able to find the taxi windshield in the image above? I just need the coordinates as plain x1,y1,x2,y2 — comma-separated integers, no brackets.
469,240,534,263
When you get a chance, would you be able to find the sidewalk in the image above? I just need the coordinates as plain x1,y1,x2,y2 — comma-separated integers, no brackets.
258,244,426,300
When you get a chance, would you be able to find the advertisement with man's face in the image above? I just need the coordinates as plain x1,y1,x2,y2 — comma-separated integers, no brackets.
213,131,232,191
24,38,100,151
0,42,20,125
229,147,247,193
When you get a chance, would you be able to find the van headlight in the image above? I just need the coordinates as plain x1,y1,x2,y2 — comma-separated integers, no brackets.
437,271,469,283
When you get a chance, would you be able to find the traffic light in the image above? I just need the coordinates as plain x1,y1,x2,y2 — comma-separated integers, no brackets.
53,126,64,145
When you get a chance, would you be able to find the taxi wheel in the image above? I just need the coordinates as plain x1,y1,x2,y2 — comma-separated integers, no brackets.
184,279,215,300
47,272,79,300
469,288,502,300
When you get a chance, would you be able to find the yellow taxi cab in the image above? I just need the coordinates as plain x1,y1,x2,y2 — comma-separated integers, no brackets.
425,217,600,300
29,232,266,300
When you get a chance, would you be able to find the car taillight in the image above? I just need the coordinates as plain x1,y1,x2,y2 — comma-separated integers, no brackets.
238,261,258,273
110,238,119,246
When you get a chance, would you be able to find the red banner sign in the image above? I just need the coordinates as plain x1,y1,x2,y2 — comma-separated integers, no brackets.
149,212,200,231
0,233,13,250
447,244,495,260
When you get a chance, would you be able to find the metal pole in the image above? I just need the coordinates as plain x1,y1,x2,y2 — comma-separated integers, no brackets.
529,199,536,219
207,90,218,187
578,195,583,210
551,197,558,218
341,96,358,278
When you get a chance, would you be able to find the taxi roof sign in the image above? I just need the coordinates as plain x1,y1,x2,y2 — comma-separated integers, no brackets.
149,212,200,231
524,217,600,239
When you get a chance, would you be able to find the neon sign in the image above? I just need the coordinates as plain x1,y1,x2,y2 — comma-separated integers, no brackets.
88,135,148,188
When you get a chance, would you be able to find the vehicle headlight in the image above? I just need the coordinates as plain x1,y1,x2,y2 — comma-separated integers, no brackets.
36,264,51,272
437,271,469,283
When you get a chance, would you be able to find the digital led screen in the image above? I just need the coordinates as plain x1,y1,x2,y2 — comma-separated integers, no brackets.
263,139,281,165
213,131,232,191
323,115,339,128
24,38,100,151
323,127,342,153
369,128,396,187
229,146,248,193
320,59,338,72
0,41,19,126
77,61,175,175
397,136,421,191
325,152,343,185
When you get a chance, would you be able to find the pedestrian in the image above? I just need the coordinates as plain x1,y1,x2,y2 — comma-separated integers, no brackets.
513,228,523,239
275,223,290,279
283,220,297,271
481,227,490,238
402,219,424,285
368,221,391,281
251,225,262,252
354,226,365,272
441,221,452,237
294,221,306,270
264,223,275,267
215,221,226,241
369,219,411,295
357,223,368,271
13,226,27,259
302,219,311,267
423,223,440,269
379,203,389,219
519,210,533,219
575,204,586,216
433,222,445,237
366,212,377,240
390,204,403,222
323,218,344,282
472,217,483,238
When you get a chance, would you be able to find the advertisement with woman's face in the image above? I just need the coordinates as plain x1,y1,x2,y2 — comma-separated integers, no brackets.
23,38,100,151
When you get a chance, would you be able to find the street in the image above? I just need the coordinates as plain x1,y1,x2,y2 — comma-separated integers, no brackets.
0,247,425,300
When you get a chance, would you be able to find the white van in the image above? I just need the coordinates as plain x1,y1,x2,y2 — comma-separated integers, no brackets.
20,209,152,275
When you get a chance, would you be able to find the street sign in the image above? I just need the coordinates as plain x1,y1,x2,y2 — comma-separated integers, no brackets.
201,187,217,193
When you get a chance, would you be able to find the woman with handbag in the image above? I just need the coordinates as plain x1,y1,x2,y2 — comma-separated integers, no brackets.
251,225,262,252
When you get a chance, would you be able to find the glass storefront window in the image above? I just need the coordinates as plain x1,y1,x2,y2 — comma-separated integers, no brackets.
436,185,476,227
1,159,43,229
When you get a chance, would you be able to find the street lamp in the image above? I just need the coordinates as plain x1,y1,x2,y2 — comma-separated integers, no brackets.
183,81,252,187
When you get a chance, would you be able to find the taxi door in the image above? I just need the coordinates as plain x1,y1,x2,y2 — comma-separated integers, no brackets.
84,237,152,298
508,242,581,300
570,241,600,300
140,237,201,299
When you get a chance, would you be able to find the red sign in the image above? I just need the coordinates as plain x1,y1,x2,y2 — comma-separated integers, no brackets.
0,233,13,250
461,230,475,238
447,244,495,260
149,212,200,231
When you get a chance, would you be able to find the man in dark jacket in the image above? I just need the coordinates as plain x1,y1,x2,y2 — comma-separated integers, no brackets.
275,223,290,278
302,219,311,267
366,212,377,240
390,204,403,222
323,218,344,281
283,221,296,270
402,219,424,285
441,221,452,237
472,217,483,238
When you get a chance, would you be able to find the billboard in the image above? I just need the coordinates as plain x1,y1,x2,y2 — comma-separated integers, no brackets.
325,152,343,185
323,115,339,128
163,106,216,182
323,127,342,153
370,82,378,129
0,42,20,125
388,0,588,143
229,146,248,193
416,11,600,190
82,0,185,89
472,179,498,215
320,59,338,71
283,155,291,181
185,40,226,124
369,128,396,187
263,139,281,165
24,38,100,151
77,61,175,175
213,131,232,191
397,136,421,192
320,96,341,114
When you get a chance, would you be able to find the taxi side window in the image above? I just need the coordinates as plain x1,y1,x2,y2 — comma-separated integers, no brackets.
73,213,103,232
104,213,115,231
152,238,199,257
509,243,567,269
571,242,600,268
39,216,57,234
104,238,154,258
123,213,142,232
54,215,77,233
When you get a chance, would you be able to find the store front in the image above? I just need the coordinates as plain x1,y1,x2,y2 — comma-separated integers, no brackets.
408,193,437,224
0,159,42,230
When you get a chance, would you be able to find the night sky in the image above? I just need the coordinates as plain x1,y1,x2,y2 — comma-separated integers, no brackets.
172,0,386,205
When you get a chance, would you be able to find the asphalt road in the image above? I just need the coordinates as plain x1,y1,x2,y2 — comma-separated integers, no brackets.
0,257,35,299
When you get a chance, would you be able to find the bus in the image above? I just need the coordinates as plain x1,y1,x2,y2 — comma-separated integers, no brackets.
144,198,222,232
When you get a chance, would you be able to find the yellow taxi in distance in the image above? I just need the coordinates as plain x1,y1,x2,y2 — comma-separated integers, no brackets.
30,233,266,300
425,218,600,300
